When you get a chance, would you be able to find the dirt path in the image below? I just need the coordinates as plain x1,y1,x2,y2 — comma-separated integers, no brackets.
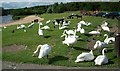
0,15,44,27
2,61,118,70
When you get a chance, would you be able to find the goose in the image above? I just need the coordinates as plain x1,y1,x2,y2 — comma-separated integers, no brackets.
41,25,50,30
94,48,108,65
75,50,94,62
101,22,110,32
89,29,101,35
33,44,51,59
38,23,43,36
104,34,115,44
46,20,51,24
93,40,108,50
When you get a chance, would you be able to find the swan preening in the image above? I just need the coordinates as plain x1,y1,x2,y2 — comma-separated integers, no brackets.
104,34,115,44
93,40,108,49
75,50,94,62
61,29,75,37
62,34,77,46
94,48,108,65
33,44,51,59
101,21,110,32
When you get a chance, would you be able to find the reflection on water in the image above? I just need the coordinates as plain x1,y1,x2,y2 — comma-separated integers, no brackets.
0,15,13,24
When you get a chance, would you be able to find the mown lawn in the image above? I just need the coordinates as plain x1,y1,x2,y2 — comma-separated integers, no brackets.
2,11,119,67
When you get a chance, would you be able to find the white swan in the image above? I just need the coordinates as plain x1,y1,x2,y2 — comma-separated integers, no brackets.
89,29,101,35
46,20,51,24
28,22,34,28
101,22,110,32
38,23,43,36
62,34,77,46
17,24,26,29
41,25,50,30
59,24,68,30
38,21,43,25
61,30,75,37
94,40,108,49
94,48,108,65
104,34,115,44
75,50,94,62
33,44,51,59
3,26,7,29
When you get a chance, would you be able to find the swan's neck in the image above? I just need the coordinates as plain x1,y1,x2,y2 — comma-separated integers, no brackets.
102,49,105,56
105,35,108,41
90,50,93,55
39,24,41,29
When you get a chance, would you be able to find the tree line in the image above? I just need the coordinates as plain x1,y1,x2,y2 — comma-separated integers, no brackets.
1,2,120,16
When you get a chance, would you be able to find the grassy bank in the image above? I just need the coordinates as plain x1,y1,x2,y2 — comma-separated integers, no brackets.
2,11,119,67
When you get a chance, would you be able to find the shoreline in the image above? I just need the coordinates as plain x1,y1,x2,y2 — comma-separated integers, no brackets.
0,15,44,27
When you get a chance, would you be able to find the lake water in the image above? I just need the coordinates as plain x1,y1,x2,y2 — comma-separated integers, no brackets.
0,15,13,24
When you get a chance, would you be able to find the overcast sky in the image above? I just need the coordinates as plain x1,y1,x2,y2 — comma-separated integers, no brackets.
0,0,119,9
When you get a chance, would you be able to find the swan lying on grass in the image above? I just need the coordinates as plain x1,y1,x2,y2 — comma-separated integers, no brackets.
94,48,108,65
75,50,94,62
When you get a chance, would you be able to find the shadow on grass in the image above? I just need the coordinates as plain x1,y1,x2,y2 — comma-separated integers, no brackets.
44,35,51,38
48,56,68,64
73,47,90,51
48,29,54,31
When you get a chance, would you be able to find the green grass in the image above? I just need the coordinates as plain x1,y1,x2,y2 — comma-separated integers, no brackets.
2,11,119,67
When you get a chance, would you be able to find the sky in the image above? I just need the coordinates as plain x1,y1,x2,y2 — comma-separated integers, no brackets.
0,0,119,9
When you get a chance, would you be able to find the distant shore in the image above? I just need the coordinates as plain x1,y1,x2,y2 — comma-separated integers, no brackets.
0,15,44,27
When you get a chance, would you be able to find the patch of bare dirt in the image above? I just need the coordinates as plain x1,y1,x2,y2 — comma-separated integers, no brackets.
87,39,96,50
0,15,44,27
2,44,27,52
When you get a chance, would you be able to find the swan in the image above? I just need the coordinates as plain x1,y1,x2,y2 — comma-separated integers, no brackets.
38,21,43,25
46,20,51,24
94,48,108,65
76,27,85,34
101,22,110,32
94,40,108,49
75,50,94,62
17,24,26,29
41,25,50,30
79,20,87,26
38,23,43,36
62,30,77,47
61,30,75,37
59,24,68,30
104,34,115,44
33,44,51,59
28,22,34,28
89,29,101,35
3,26,7,29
